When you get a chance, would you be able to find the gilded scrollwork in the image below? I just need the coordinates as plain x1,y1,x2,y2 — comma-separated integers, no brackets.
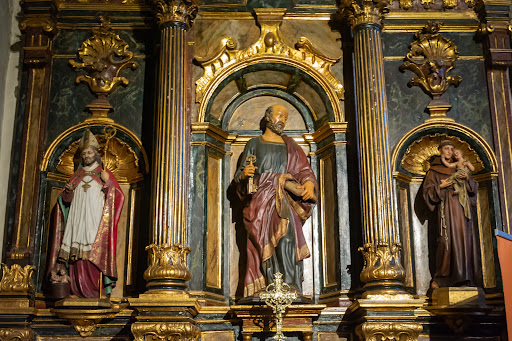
56,134,141,184
0,328,33,341
69,16,137,113
0,264,35,293
131,322,201,341
144,244,192,282
401,134,484,176
400,21,461,101
195,8,344,119
356,322,423,341
150,0,199,26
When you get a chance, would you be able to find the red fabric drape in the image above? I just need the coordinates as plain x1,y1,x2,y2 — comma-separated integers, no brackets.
497,234,512,339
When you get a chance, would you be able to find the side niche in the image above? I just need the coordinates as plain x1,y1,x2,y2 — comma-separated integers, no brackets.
55,134,142,183
401,133,484,176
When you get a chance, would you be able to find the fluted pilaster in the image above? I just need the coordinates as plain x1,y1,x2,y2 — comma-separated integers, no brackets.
340,0,407,297
145,0,198,292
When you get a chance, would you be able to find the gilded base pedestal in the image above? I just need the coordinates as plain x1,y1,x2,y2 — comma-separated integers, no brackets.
129,294,201,341
52,298,120,337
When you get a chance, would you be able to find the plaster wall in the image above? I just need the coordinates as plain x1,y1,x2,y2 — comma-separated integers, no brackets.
0,0,21,259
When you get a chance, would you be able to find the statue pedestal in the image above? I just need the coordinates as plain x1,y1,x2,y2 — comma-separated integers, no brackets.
432,287,486,308
52,298,120,337
231,304,325,341
427,287,490,334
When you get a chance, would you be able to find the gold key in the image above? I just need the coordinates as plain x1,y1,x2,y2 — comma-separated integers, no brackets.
246,154,258,194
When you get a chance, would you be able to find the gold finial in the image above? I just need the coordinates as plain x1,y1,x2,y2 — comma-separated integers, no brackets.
259,272,298,341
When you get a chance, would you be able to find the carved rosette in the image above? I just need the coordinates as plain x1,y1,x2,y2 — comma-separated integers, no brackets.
69,16,137,119
144,244,192,290
339,0,389,29
400,22,461,102
359,244,407,296
0,328,33,341
131,322,200,341
0,264,35,293
151,0,199,27
356,322,423,341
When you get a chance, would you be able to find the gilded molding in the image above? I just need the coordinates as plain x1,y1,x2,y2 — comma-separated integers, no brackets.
0,328,33,341
400,21,461,101
144,244,192,284
55,134,142,183
359,243,407,296
69,16,137,116
339,0,389,29
400,133,485,176
0,264,35,293
150,0,199,27
131,322,201,341
195,8,344,122
19,16,56,32
356,322,423,341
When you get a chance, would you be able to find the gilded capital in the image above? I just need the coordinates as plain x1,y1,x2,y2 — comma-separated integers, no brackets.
339,0,389,29
0,264,35,293
150,0,199,28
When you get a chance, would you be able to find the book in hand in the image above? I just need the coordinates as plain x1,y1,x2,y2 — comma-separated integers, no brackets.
284,180,317,203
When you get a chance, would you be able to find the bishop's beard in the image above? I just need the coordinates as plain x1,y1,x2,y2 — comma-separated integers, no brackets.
267,121,285,135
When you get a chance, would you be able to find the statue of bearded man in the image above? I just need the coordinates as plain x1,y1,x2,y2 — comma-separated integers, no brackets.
47,129,124,298
234,104,318,297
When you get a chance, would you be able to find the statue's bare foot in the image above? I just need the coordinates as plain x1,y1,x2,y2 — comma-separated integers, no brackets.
430,281,439,289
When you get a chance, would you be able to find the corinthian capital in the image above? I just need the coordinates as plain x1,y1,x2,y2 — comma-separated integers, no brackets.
339,0,389,29
151,0,199,27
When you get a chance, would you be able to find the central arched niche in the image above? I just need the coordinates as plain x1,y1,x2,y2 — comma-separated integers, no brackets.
189,63,351,305
203,63,336,130
189,8,350,305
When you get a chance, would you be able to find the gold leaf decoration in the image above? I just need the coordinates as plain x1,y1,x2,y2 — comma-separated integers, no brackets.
399,22,461,100
401,133,484,176
56,135,141,183
69,16,137,107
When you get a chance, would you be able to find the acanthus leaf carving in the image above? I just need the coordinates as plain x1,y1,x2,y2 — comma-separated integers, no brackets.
0,264,35,293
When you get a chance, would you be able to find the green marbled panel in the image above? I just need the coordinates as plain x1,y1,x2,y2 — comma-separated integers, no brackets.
54,29,90,55
385,59,492,150
383,32,483,58
46,58,93,146
46,58,144,147
55,29,150,56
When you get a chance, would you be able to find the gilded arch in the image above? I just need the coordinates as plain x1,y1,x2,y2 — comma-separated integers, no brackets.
194,8,344,125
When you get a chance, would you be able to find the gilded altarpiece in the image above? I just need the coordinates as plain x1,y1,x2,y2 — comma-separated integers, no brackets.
0,0,509,339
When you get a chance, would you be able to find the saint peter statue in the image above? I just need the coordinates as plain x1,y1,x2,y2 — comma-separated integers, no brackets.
234,104,318,297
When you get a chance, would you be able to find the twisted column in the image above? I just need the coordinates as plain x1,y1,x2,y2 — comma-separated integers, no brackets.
340,0,407,297
145,0,198,292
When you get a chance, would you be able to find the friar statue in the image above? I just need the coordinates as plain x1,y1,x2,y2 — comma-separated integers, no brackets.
47,129,124,297
234,104,318,297
420,140,480,288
